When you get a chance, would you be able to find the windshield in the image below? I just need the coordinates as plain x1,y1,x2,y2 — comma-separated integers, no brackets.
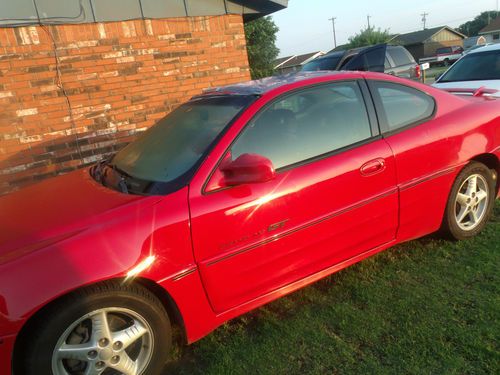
439,50,500,82
98,95,254,194
302,54,343,71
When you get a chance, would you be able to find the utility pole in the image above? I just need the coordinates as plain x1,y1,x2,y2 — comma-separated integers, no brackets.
329,17,337,48
367,15,371,30
421,12,429,29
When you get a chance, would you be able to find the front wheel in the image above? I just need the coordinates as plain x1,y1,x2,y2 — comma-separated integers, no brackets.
442,162,496,240
19,281,172,375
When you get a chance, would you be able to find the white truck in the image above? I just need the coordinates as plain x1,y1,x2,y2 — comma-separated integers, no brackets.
419,45,464,67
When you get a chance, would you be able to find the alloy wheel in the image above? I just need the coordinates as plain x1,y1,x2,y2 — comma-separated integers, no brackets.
51,307,154,375
454,174,489,231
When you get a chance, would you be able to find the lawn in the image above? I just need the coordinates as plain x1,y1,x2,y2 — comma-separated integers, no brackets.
165,201,499,375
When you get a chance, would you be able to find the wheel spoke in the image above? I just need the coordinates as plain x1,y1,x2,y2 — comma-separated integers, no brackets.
456,192,469,207
456,206,469,224
91,310,112,344
471,209,479,224
57,343,94,361
466,176,477,195
112,352,138,375
112,321,148,350
476,189,488,204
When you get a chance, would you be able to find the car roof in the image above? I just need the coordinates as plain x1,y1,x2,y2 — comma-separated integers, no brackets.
198,71,352,96
468,43,500,54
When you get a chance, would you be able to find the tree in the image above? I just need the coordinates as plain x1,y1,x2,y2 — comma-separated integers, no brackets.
347,27,392,48
244,17,280,79
458,11,499,36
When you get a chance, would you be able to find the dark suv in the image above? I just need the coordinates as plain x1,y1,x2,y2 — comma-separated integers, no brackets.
302,44,420,81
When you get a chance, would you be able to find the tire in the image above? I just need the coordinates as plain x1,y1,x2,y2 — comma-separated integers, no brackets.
442,162,496,240
443,59,450,67
19,280,172,375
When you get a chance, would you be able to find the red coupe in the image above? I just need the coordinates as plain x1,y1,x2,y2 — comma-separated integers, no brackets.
1,72,499,375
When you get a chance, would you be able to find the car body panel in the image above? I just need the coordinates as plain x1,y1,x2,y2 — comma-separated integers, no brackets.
0,71,499,373
190,139,398,312
0,186,194,336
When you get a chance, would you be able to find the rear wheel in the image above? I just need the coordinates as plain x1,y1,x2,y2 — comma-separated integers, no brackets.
442,162,495,240
20,281,172,375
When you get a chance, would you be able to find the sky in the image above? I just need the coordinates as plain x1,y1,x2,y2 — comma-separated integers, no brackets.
272,0,499,57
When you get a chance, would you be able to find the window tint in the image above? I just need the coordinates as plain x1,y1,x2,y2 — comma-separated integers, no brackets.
439,50,500,82
231,82,372,170
342,45,386,73
374,82,435,132
302,55,343,71
436,47,452,54
388,47,412,66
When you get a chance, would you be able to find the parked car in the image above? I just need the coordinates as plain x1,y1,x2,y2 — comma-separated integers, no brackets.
1,71,499,375
420,45,464,67
433,43,500,97
302,44,421,80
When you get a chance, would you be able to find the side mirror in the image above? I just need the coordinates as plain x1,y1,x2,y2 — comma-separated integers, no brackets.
221,153,275,186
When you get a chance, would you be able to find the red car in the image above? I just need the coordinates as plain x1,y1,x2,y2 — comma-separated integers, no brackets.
1,71,499,375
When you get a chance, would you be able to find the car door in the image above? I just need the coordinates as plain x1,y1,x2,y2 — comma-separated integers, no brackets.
366,79,448,241
189,80,399,313
343,44,387,73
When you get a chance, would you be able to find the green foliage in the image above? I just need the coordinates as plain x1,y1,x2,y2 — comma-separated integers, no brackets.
347,27,392,48
244,17,280,79
458,11,500,36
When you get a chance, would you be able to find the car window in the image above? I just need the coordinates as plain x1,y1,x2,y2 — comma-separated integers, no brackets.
230,82,372,170
373,82,435,132
384,57,391,69
302,54,343,71
111,96,254,184
438,50,500,82
436,47,452,54
342,45,386,72
388,47,412,66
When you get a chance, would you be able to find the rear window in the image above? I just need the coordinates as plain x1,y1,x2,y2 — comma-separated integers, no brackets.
388,47,413,66
302,55,343,71
439,50,500,82
436,47,452,54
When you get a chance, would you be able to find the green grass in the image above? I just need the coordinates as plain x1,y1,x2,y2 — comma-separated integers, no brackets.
164,202,500,375
424,66,448,84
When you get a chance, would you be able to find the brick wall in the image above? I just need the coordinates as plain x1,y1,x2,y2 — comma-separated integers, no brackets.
0,14,250,196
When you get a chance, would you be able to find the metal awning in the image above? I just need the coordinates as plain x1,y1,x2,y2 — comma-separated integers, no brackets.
0,0,288,27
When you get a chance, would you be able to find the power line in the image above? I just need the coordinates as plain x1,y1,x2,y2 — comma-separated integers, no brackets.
329,17,337,48
421,12,429,29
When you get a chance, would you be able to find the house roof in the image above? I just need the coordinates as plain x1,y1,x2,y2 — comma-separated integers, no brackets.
274,55,295,68
275,51,324,69
391,26,465,45
479,17,500,34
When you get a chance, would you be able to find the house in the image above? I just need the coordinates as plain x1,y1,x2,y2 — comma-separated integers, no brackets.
274,51,325,74
0,0,288,196
479,17,500,43
390,26,466,61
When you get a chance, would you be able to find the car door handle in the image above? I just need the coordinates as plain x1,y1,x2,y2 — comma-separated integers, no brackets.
360,158,386,176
